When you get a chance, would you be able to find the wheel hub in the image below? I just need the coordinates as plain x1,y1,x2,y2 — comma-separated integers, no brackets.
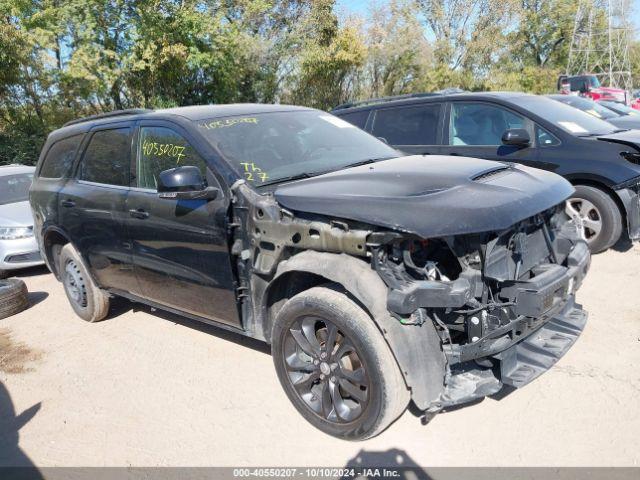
565,198,602,243
319,361,331,375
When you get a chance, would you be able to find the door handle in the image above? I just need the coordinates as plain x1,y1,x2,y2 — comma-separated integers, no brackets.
61,199,75,208
129,208,149,219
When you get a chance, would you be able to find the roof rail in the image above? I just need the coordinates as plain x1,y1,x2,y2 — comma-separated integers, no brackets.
62,108,152,127
332,89,467,111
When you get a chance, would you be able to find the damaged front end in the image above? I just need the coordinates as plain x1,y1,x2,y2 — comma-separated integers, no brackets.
370,204,590,410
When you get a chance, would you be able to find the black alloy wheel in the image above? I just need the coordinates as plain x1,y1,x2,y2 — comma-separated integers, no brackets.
283,316,370,423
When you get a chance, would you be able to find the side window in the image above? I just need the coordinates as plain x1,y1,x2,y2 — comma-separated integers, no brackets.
137,126,207,190
450,103,525,146
337,110,370,129
536,125,560,146
371,104,441,145
79,128,131,186
39,135,83,179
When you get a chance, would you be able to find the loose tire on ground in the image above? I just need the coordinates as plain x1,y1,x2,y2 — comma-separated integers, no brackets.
271,286,409,440
59,244,110,322
0,278,29,319
567,185,623,254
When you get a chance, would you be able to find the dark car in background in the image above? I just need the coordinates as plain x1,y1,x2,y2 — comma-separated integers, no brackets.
548,94,640,130
598,100,640,117
333,92,640,253
30,105,589,440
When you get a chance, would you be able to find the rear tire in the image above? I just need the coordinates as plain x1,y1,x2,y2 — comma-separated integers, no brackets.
0,278,29,319
59,244,110,322
271,286,409,440
0,269,7,280
566,185,622,253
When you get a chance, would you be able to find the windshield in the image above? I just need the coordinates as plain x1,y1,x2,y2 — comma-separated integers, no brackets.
196,110,398,186
0,173,33,206
519,96,618,136
599,100,640,117
551,95,618,120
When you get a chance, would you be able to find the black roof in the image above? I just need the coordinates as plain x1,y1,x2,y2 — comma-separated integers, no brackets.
48,103,314,143
332,91,535,113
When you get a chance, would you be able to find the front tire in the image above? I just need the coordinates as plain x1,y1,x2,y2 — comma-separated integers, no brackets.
59,244,110,322
566,185,623,253
271,286,409,440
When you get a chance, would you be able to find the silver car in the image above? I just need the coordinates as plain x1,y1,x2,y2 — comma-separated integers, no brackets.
0,165,44,278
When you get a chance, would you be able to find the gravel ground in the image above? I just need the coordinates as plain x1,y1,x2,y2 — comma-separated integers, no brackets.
0,242,638,467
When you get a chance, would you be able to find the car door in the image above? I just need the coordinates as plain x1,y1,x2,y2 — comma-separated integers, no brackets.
125,121,241,328
59,123,140,293
369,103,444,155
440,101,541,167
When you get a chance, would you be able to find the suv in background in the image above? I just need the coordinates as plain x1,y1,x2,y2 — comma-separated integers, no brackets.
0,164,44,278
333,92,640,253
30,105,590,440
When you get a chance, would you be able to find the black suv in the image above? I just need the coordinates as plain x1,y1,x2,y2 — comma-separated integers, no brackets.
333,92,640,253
31,105,590,440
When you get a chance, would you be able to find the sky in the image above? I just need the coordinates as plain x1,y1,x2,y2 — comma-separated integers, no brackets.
338,0,640,39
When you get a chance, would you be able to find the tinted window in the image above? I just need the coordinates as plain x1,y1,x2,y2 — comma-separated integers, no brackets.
372,105,440,145
79,129,130,186
337,110,370,129
197,111,397,187
450,103,525,146
137,127,208,190
0,173,33,205
39,135,82,178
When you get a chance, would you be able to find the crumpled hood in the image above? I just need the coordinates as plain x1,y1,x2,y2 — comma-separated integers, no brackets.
0,201,35,227
274,155,574,237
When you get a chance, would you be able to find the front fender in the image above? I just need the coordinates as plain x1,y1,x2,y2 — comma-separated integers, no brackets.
268,250,447,410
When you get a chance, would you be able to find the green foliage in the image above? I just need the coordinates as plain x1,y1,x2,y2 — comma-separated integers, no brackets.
0,0,638,166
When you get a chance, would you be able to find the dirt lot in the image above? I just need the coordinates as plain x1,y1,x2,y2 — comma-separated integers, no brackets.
0,242,639,468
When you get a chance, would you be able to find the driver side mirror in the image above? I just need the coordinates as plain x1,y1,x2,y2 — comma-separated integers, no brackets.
501,128,531,147
157,166,219,200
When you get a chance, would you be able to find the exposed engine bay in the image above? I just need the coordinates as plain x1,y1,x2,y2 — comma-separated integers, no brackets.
231,181,590,411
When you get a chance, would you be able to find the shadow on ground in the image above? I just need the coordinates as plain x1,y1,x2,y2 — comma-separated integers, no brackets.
0,381,42,478
107,297,271,355
343,449,431,479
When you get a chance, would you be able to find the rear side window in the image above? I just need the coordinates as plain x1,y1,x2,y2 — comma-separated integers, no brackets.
79,128,131,186
136,126,207,190
371,104,440,145
39,135,82,178
337,110,370,129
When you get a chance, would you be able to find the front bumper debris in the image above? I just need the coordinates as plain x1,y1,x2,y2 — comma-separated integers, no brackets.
438,296,587,409
498,297,587,387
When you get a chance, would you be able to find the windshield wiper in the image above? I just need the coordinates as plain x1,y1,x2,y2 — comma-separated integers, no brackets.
257,156,396,187
258,171,326,187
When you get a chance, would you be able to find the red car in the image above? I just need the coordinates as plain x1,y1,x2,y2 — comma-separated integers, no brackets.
558,74,627,104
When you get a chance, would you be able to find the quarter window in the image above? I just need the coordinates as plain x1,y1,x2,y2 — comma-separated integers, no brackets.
450,103,525,146
371,105,441,145
39,135,82,178
536,126,560,146
136,127,207,190
79,128,131,186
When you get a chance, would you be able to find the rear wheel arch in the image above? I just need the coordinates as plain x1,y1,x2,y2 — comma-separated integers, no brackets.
263,250,447,411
